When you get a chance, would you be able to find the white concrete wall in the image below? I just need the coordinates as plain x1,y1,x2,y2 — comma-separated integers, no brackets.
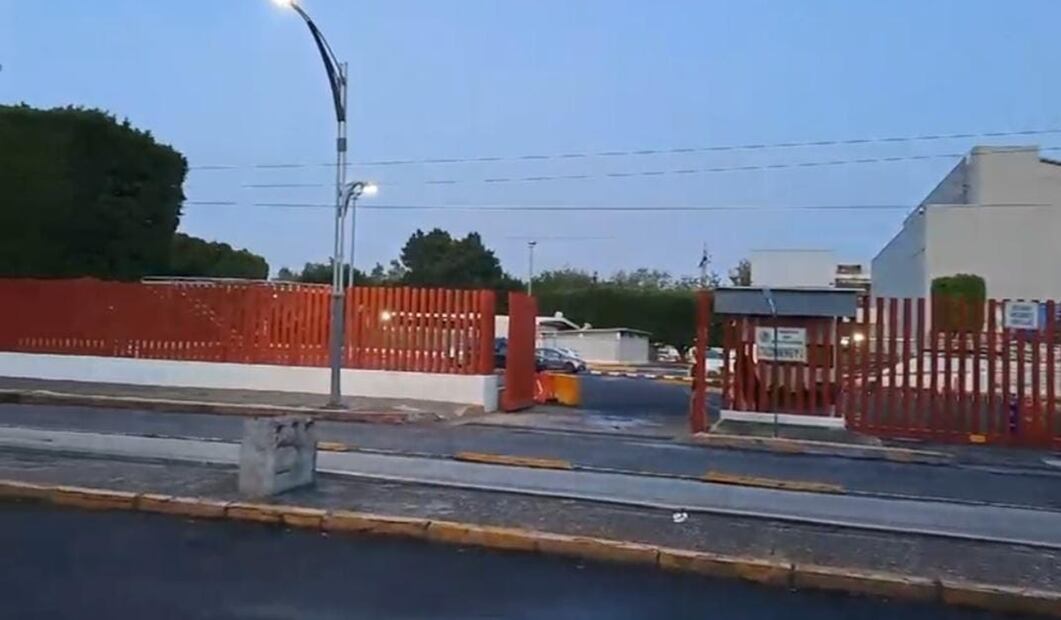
871,209,928,299
872,146,1061,302
616,333,650,363
926,204,1061,301
751,250,836,288
540,331,618,363
967,146,1046,205
0,353,499,411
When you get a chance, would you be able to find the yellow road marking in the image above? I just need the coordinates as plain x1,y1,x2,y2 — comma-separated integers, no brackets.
454,452,574,470
702,471,844,494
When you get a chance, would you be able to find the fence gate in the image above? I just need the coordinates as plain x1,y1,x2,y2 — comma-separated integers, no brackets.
503,292,538,412
839,296,1060,449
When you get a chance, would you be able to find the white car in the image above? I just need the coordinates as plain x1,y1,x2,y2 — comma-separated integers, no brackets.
688,348,725,376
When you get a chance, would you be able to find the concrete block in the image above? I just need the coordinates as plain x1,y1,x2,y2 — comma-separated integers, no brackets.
238,416,317,498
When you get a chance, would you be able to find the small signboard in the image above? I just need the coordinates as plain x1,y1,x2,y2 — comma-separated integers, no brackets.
1004,301,1040,330
755,326,808,363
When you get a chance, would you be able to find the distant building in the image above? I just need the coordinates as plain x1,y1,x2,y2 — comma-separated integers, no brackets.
495,311,650,364
750,250,869,292
834,263,871,293
873,146,1061,301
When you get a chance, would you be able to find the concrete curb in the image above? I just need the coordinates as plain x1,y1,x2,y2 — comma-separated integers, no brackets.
0,389,441,425
0,479,1057,616
692,432,953,465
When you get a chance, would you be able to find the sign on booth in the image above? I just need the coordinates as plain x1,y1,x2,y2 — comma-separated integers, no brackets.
755,326,808,363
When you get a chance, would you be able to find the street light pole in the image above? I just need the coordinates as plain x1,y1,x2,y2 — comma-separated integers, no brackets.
762,286,780,438
275,0,349,407
527,241,537,295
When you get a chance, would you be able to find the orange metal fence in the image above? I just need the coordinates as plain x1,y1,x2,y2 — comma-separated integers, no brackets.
718,295,1060,448
842,296,1059,449
0,279,496,375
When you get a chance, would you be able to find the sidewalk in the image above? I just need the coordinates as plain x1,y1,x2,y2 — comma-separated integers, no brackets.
0,377,476,423
1,402,1059,510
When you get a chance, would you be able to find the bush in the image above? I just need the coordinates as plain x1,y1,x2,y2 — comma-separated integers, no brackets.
931,274,985,332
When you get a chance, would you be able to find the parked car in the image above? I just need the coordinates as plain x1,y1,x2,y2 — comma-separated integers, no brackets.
536,347,586,373
554,347,584,362
655,344,682,363
495,338,547,371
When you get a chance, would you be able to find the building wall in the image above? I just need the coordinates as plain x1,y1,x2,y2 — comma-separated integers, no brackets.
872,146,1061,302
540,330,650,364
616,332,650,363
926,205,1061,300
871,209,928,299
751,250,836,288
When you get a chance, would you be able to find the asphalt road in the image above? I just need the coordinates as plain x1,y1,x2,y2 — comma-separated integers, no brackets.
0,504,1009,620
580,374,694,418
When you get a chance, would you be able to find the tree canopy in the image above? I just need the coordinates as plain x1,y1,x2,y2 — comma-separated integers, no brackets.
0,104,186,279
0,104,268,281
167,233,269,280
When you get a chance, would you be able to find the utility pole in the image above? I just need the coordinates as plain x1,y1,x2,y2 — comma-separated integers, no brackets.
527,241,537,295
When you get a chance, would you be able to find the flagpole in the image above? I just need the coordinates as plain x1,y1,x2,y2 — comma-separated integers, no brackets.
699,243,708,288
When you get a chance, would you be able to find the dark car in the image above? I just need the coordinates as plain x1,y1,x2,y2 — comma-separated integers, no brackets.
495,338,547,371
535,347,586,373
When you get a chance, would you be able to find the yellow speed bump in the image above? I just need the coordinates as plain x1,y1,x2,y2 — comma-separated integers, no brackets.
454,452,573,470
702,471,844,494
317,441,354,452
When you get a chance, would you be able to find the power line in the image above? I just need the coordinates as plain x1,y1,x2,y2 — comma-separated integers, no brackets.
182,200,1058,213
230,147,1061,189
188,127,1061,171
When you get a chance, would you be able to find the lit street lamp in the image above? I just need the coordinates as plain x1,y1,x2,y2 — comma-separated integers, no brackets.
273,0,351,407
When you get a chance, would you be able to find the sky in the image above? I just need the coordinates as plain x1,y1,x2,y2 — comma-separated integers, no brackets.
2,0,1059,281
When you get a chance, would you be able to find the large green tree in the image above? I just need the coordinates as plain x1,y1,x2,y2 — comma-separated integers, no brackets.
399,228,522,290
0,105,187,279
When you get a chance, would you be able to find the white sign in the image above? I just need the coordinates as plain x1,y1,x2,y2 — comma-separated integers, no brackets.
1004,301,1040,330
755,327,807,363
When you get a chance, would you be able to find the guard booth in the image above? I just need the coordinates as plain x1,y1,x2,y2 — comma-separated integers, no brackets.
715,287,860,419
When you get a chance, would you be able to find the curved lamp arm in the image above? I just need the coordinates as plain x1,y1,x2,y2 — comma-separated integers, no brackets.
288,2,346,123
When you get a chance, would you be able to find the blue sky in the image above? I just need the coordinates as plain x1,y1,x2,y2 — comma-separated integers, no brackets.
2,1,1059,279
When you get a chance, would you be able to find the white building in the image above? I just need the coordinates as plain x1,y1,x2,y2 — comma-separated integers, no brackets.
873,146,1061,301
751,250,870,291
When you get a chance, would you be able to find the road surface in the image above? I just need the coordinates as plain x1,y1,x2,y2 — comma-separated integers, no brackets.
0,504,1008,619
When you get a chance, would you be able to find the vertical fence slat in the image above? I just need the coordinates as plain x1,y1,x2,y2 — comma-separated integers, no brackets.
1016,317,1027,440
1048,300,1057,447
872,297,884,430
884,299,897,428
956,297,968,439
1031,303,1043,443
901,299,912,431
1001,307,1012,439
478,291,496,375
986,300,998,438
971,298,983,437
943,299,955,438
806,320,818,414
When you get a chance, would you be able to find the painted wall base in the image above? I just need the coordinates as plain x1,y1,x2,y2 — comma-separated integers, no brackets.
0,353,499,412
719,409,847,430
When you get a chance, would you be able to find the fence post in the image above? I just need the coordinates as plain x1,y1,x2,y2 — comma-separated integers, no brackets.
689,290,711,434
478,291,496,375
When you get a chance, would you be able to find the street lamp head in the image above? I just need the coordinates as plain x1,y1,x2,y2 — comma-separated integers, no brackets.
272,0,296,8
361,183,379,197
